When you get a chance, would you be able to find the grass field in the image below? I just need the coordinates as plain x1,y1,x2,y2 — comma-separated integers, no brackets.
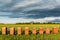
0,24,60,40
0,34,60,40
0,24,60,30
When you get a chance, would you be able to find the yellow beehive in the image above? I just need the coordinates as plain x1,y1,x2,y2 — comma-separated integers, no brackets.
17,27,22,35
25,27,29,35
10,27,14,35
52,27,58,34
2,27,7,35
46,28,50,34
58,28,60,33
32,28,36,35
39,27,44,35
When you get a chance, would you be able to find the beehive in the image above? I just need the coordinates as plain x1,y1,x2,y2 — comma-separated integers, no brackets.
46,28,50,34
17,27,22,35
52,27,58,34
2,27,7,35
39,27,44,34
58,28,60,33
25,27,29,35
10,27,14,35
32,28,36,35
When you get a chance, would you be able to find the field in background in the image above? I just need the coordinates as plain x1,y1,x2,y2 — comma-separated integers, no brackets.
0,24,60,40
0,24,60,30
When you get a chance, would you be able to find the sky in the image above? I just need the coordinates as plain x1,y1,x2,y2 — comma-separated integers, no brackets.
0,0,60,24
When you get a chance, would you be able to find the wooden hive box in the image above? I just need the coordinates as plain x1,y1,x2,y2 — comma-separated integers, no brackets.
25,27,29,35
2,27,7,35
32,28,36,35
52,27,58,34
10,27,14,35
46,28,50,35
17,27,22,35
39,27,44,35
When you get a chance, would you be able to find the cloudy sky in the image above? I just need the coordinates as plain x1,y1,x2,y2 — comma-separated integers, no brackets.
0,0,60,24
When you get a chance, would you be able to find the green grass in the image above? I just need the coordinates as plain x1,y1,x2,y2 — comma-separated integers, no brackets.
0,33,60,40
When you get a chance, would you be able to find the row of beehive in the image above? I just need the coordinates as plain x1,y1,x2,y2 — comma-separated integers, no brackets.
2,27,60,35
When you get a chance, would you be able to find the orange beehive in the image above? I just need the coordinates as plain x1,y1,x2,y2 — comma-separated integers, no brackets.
39,27,44,35
10,27,14,35
2,27,7,35
52,27,58,34
32,28,36,35
58,28,60,33
17,27,22,35
25,27,29,35
46,28,50,34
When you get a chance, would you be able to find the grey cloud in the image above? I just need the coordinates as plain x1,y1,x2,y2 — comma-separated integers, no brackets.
0,0,60,19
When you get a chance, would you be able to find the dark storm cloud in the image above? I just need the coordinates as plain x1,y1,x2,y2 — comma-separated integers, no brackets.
25,8,60,18
7,7,60,19
0,0,60,19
